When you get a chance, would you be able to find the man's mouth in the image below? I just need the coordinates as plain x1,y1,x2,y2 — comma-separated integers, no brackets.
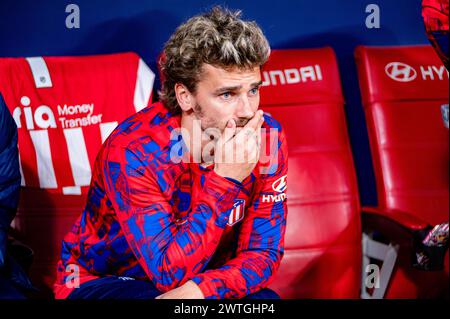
235,119,249,127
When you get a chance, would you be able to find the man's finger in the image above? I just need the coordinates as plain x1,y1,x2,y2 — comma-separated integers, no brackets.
222,119,236,142
243,110,263,131
236,111,264,140
257,113,265,130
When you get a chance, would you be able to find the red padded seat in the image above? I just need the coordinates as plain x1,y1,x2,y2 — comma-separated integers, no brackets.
261,48,362,298
355,45,449,298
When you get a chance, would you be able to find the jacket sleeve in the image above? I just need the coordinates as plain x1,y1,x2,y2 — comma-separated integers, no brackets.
0,93,21,268
191,128,288,299
102,141,243,293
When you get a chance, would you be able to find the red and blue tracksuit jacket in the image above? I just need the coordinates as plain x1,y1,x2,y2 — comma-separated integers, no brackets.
54,101,288,299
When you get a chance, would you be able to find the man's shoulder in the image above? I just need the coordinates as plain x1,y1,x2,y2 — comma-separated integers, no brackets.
256,112,288,179
105,101,179,151
262,112,284,133
99,102,183,189
261,112,287,146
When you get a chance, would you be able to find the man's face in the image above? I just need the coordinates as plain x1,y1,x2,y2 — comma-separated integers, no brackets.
190,64,262,133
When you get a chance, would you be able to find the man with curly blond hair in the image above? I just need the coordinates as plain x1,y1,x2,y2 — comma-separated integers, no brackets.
54,6,288,299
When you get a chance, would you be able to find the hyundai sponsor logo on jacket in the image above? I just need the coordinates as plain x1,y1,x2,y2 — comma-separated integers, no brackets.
261,175,287,203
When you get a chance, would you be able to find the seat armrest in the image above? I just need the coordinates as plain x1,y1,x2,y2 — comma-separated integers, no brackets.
361,206,430,231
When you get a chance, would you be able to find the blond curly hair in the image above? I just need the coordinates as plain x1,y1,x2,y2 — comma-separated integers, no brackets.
159,6,270,114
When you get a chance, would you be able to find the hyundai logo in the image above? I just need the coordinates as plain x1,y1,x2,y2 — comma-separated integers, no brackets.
272,175,287,193
385,62,417,82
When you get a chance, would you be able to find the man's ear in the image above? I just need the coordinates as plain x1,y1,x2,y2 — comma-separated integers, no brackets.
175,83,194,112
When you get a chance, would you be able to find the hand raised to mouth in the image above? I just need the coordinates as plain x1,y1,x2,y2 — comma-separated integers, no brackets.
214,110,264,182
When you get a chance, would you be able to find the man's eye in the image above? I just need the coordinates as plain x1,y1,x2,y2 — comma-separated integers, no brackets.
221,92,232,99
249,87,259,95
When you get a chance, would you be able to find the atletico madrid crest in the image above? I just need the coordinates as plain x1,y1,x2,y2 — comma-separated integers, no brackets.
227,199,246,226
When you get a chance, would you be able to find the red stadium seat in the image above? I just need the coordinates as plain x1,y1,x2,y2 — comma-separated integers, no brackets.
260,48,362,298
355,45,449,298
0,53,154,296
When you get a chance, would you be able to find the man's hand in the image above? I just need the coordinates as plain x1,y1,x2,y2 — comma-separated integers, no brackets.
214,110,264,182
155,280,205,299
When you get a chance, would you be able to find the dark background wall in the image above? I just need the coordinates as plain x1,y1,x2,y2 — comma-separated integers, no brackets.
0,0,431,206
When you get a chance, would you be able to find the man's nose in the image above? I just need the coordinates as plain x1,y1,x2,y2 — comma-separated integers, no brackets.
235,94,254,119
